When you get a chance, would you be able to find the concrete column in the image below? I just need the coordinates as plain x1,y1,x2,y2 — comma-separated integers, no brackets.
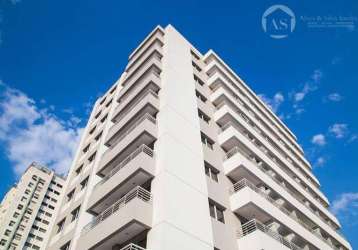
147,25,214,250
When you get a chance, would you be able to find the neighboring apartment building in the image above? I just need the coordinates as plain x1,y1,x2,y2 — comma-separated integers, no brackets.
46,25,352,250
0,163,65,250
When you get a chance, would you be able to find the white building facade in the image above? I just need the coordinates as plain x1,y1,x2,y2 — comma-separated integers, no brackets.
46,25,352,250
0,163,65,250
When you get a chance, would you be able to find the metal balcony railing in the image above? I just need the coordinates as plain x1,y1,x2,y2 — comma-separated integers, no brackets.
119,243,146,250
95,144,154,189
212,75,303,159
118,68,160,107
109,112,157,149
216,97,319,188
231,178,342,250
115,88,159,124
82,186,152,235
221,122,341,234
238,219,303,250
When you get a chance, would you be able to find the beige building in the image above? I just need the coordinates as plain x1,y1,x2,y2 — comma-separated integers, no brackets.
0,163,65,250
46,25,352,250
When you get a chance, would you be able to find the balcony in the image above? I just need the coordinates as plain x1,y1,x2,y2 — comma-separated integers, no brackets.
214,98,321,192
109,92,159,146
126,39,163,76
98,114,157,176
223,146,348,246
122,53,161,98
117,65,161,108
230,179,348,250
118,243,147,250
128,26,164,66
113,84,160,124
87,145,155,214
123,52,162,90
237,219,302,250
78,187,152,250
219,120,341,227
205,60,301,154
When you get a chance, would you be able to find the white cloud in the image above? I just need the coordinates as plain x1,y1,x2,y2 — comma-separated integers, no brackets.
311,69,323,83
314,156,326,167
348,134,358,143
331,192,358,215
0,83,83,175
258,92,284,113
311,134,326,146
329,123,348,138
292,69,322,103
327,93,343,102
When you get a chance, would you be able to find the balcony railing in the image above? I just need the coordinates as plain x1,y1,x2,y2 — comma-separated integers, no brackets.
231,179,341,250
95,145,154,189
216,97,318,188
238,219,303,250
212,75,303,160
120,243,146,250
82,186,152,235
114,88,159,123
221,122,340,233
109,113,157,149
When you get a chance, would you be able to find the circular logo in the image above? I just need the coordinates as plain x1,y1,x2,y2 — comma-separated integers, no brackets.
262,5,296,39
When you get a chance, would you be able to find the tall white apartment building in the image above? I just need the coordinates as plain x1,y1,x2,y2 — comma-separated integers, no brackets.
46,25,352,250
0,163,65,250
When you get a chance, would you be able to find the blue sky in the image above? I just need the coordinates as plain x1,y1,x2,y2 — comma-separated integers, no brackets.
0,0,357,248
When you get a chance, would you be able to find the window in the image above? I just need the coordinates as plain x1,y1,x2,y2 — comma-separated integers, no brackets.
75,165,83,176
80,177,89,190
94,110,102,119
57,219,65,233
71,206,81,222
0,240,7,246
42,219,50,225
28,182,34,187
209,200,225,223
14,233,21,240
83,144,90,153
105,99,113,108
9,221,15,226
60,241,71,250
195,90,207,102
194,75,204,86
13,212,20,218
17,204,24,210
67,189,75,202
99,97,106,105
100,114,108,123
95,131,103,141
110,86,117,94
21,196,27,202
198,110,210,123
89,126,96,135
4,230,11,236
25,189,31,195
191,50,200,60
201,133,214,150
192,61,202,72
88,152,96,162
205,162,219,182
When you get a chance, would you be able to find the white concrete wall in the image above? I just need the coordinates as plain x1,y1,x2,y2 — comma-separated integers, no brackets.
147,25,214,250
